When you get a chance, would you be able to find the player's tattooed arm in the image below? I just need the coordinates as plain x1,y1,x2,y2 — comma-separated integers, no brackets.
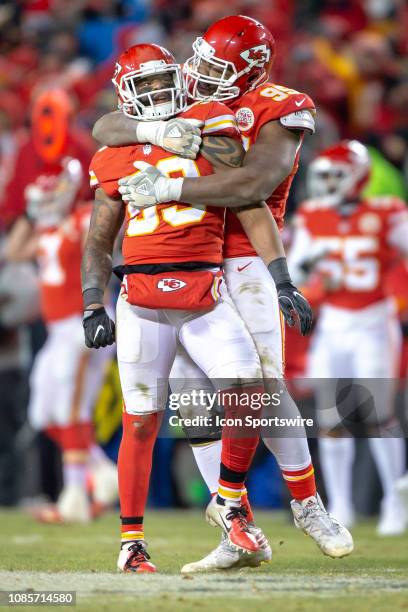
81,187,125,307
200,136,244,169
180,121,302,207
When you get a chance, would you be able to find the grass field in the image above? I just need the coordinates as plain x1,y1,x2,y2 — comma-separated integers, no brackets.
1,509,408,611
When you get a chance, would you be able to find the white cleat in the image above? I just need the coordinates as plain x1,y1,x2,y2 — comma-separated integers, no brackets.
57,484,91,524
181,528,272,574
291,494,354,558
205,497,260,553
377,497,407,536
92,459,119,506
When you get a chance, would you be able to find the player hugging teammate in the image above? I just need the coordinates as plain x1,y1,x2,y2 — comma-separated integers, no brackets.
83,16,353,573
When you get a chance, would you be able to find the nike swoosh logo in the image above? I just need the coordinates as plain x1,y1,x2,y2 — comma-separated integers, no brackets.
295,98,306,107
94,325,104,342
218,512,230,533
237,262,253,272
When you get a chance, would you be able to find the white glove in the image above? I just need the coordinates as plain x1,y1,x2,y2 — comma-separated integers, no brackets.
118,162,183,210
136,118,203,159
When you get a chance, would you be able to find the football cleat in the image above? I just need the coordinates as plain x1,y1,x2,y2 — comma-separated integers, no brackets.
181,528,271,573
31,504,64,524
117,541,157,573
291,494,353,558
376,497,407,536
91,459,119,507
205,497,260,553
57,484,91,524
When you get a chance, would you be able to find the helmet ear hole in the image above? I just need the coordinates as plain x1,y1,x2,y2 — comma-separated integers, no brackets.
247,68,262,87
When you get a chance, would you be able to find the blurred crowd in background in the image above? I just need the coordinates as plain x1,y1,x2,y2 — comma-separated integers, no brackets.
0,0,407,513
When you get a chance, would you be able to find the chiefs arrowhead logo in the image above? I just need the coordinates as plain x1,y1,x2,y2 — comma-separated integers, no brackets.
157,278,187,292
240,45,270,65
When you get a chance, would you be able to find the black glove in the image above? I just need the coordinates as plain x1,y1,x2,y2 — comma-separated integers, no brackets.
83,307,115,348
277,282,313,336
268,257,313,336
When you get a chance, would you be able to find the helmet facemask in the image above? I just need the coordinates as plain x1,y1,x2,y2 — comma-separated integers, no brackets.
307,158,361,207
184,37,270,102
184,38,240,101
114,60,187,120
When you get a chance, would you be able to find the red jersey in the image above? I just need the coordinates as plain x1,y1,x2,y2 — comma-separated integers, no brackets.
89,101,240,266
224,82,315,259
295,196,408,310
37,204,91,323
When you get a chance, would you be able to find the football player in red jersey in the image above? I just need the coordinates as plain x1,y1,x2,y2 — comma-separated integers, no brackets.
83,42,320,573
4,158,117,524
288,140,408,535
94,17,353,568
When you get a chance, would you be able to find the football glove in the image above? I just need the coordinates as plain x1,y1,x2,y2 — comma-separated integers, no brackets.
83,307,115,348
136,118,203,159
277,282,313,336
118,162,183,210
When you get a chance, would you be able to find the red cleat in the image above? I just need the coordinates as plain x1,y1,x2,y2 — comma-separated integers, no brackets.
117,541,157,573
206,497,260,553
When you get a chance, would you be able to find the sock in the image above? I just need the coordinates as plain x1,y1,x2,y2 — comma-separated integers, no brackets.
191,440,222,494
217,386,262,506
63,460,88,489
261,384,315,499
240,488,254,522
368,437,405,506
280,462,316,500
319,436,355,515
58,422,93,451
118,412,161,545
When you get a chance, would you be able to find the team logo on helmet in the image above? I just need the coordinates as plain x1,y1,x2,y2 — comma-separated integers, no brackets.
358,213,381,234
235,107,254,132
157,278,187,292
240,45,270,65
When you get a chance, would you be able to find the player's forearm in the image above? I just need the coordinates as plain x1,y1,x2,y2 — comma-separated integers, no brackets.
92,111,138,146
235,203,285,265
180,161,290,208
81,189,124,307
81,239,113,303
3,217,37,262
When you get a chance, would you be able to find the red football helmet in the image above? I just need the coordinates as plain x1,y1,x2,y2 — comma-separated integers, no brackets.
184,15,275,102
112,44,187,120
307,140,371,207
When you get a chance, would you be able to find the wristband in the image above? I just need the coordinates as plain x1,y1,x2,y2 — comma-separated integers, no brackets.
83,287,104,308
135,120,162,146
157,176,184,203
267,257,292,288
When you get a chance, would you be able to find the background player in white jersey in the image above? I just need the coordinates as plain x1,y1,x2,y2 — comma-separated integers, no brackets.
101,16,353,568
288,140,408,535
4,156,117,524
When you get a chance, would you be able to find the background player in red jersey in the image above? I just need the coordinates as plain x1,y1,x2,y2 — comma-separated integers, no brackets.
99,16,352,568
83,42,319,573
288,140,408,536
4,156,117,525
